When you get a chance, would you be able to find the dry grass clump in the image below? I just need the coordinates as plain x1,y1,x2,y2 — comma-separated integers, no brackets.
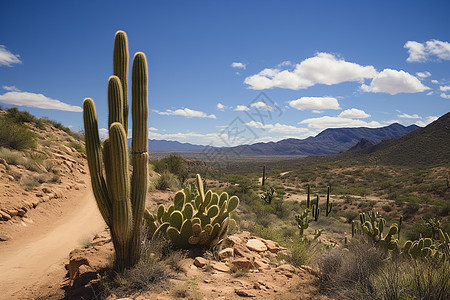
317,239,450,299
98,237,185,298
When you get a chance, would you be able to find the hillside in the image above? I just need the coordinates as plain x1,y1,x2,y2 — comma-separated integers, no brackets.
348,111,450,166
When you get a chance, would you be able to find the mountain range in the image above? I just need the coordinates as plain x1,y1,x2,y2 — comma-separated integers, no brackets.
146,123,420,156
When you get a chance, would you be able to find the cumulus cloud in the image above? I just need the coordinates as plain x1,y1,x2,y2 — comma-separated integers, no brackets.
250,101,274,111
398,113,421,119
231,62,246,69
0,91,82,112
415,116,439,127
234,105,249,111
440,85,450,92
361,69,429,95
0,45,21,67
338,108,370,119
2,85,20,92
149,127,158,131
431,79,440,84
405,39,450,62
416,71,431,78
245,121,308,134
440,93,450,99
289,96,340,111
244,52,377,90
153,108,216,119
299,116,382,130
216,103,227,111
98,128,109,140
427,91,433,96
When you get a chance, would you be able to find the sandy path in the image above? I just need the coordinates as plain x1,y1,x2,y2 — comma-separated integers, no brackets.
0,188,105,299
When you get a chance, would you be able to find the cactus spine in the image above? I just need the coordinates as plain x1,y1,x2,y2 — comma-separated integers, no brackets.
83,31,148,271
325,185,332,216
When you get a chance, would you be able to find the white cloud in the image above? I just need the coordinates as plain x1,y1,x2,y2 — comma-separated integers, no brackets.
0,45,21,67
299,116,382,130
338,108,370,119
0,91,82,112
312,110,323,114
289,96,341,111
234,105,249,111
149,127,158,131
231,62,246,69
2,85,20,92
250,101,274,111
415,71,431,78
216,103,227,111
440,93,450,99
427,91,433,96
431,79,440,84
276,61,292,67
99,128,109,140
153,108,216,119
361,69,429,95
244,52,377,90
398,113,420,119
439,85,450,92
245,121,308,134
415,116,439,127
405,39,450,62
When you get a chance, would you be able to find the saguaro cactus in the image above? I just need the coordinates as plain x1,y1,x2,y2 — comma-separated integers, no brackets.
325,185,333,216
83,31,148,271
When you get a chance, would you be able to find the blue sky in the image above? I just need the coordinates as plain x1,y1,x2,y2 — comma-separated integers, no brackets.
0,0,449,147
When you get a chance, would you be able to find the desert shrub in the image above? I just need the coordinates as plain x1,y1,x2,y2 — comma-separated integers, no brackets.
367,258,450,300
21,175,40,191
318,239,386,298
67,141,85,154
6,107,35,123
0,147,27,165
98,237,180,298
0,118,37,150
150,153,188,183
154,170,180,191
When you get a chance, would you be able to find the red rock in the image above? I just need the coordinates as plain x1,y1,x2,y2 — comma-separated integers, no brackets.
211,261,230,272
218,248,234,261
246,239,267,252
276,264,296,273
235,289,256,297
194,257,208,267
231,258,255,270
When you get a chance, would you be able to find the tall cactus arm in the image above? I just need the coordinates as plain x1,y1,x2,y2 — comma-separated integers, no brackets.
108,76,124,129
109,123,132,244
83,98,111,225
130,52,149,222
113,31,129,133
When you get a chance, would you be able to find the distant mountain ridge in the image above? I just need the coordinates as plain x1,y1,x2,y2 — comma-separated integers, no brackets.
345,112,450,166
146,123,419,156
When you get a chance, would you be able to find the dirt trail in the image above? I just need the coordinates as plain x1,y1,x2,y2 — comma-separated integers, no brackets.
0,188,105,299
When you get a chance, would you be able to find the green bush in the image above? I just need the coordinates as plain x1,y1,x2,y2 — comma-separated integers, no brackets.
154,170,180,191
0,117,37,150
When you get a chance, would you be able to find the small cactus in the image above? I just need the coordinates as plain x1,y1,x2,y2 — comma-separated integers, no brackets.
295,209,311,236
262,165,266,186
306,184,310,209
144,174,239,249
261,186,275,204
325,185,333,216
360,209,398,250
312,195,320,221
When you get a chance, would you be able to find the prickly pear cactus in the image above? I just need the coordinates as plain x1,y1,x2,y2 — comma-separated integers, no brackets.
360,209,398,250
144,174,239,249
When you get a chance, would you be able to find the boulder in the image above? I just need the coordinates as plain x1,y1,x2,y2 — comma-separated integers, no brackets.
218,248,234,261
211,261,230,272
246,239,267,252
194,257,208,268
231,258,255,270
